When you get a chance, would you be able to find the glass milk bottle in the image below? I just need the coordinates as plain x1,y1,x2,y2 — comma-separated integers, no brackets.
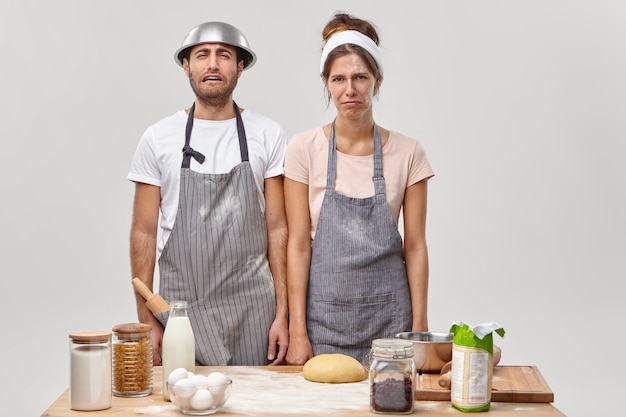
161,300,195,401
69,331,112,411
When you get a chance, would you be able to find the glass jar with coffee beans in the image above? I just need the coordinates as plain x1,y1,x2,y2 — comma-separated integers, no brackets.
369,338,415,414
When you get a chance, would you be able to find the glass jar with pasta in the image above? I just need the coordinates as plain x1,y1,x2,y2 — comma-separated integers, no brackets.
112,322,153,397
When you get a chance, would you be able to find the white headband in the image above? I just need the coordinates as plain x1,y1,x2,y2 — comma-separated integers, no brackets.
320,30,384,77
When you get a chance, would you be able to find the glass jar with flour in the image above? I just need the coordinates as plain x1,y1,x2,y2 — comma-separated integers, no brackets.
69,330,112,411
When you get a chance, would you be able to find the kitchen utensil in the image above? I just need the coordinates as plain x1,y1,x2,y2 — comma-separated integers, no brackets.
174,21,256,68
395,331,452,373
132,278,170,314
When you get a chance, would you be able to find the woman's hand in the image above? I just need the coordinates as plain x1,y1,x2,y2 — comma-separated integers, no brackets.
285,334,313,365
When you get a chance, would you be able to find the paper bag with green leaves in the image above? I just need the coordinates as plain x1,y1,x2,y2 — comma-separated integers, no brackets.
449,322,505,412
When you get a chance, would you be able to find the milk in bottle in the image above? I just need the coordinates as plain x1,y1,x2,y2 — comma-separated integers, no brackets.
161,300,195,401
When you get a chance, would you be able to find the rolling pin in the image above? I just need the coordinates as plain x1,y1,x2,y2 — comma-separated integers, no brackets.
132,277,170,314
438,345,501,388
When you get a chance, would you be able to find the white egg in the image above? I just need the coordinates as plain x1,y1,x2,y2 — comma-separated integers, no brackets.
190,373,209,388
206,371,229,395
167,367,190,386
173,378,196,399
211,390,226,407
189,388,214,410
172,393,191,410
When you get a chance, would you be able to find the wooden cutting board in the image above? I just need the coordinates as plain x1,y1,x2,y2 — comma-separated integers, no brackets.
415,365,554,403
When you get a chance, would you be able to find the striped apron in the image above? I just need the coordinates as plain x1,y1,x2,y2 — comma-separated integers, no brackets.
155,102,275,366
307,121,412,364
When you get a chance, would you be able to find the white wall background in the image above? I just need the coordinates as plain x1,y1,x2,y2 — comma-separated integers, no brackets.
1,1,624,416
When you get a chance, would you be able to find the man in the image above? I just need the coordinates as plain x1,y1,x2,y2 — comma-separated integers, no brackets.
128,21,288,366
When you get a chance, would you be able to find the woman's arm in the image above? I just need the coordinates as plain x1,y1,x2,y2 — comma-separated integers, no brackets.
402,179,430,332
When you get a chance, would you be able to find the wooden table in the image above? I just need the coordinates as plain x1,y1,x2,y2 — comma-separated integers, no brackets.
41,366,566,416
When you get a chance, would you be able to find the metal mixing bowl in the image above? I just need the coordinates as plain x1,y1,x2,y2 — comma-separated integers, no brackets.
174,21,257,69
395,331,453,374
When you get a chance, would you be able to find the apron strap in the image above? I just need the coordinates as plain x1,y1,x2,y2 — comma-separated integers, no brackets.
326,121,338,191
372,124,386,197
327,121,385,197
182,102,206,168
182,101,249,168
233,102,249,162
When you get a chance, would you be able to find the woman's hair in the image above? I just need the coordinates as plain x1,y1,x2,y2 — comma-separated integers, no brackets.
321,12,382,81
320,12,382,102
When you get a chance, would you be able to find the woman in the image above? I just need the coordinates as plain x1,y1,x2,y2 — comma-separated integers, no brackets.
284,13,434,365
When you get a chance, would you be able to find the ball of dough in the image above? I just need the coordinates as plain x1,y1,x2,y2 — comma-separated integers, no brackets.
302,353,367,383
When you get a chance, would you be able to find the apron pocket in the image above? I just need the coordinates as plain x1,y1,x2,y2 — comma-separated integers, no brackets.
187,299,232,365
309,292,397,349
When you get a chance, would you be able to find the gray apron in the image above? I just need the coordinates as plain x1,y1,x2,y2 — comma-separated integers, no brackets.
155,102,275,366
307,122,412,364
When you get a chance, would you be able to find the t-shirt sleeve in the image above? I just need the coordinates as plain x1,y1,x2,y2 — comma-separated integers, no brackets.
284,133,310,185
265,124,286,179
407,138,434,187
127,127,161,187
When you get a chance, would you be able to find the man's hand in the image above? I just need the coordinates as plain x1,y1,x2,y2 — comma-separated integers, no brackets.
266,316,289,365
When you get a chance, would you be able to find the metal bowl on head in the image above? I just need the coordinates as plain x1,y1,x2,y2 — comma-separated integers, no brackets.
395,331,453,374
174,21,257,69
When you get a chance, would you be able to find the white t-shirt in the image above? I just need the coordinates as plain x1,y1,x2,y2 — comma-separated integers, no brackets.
128,108,285,257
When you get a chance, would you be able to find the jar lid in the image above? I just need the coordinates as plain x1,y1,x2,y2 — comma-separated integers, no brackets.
112,323,152,334
69,331,111,344
371,338,414,359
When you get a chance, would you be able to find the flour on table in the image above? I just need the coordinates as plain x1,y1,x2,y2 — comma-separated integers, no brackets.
222,367,369,414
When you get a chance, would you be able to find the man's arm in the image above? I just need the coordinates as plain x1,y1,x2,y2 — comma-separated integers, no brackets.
129,182,164,365
263,175,289,364
283,177,314,365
